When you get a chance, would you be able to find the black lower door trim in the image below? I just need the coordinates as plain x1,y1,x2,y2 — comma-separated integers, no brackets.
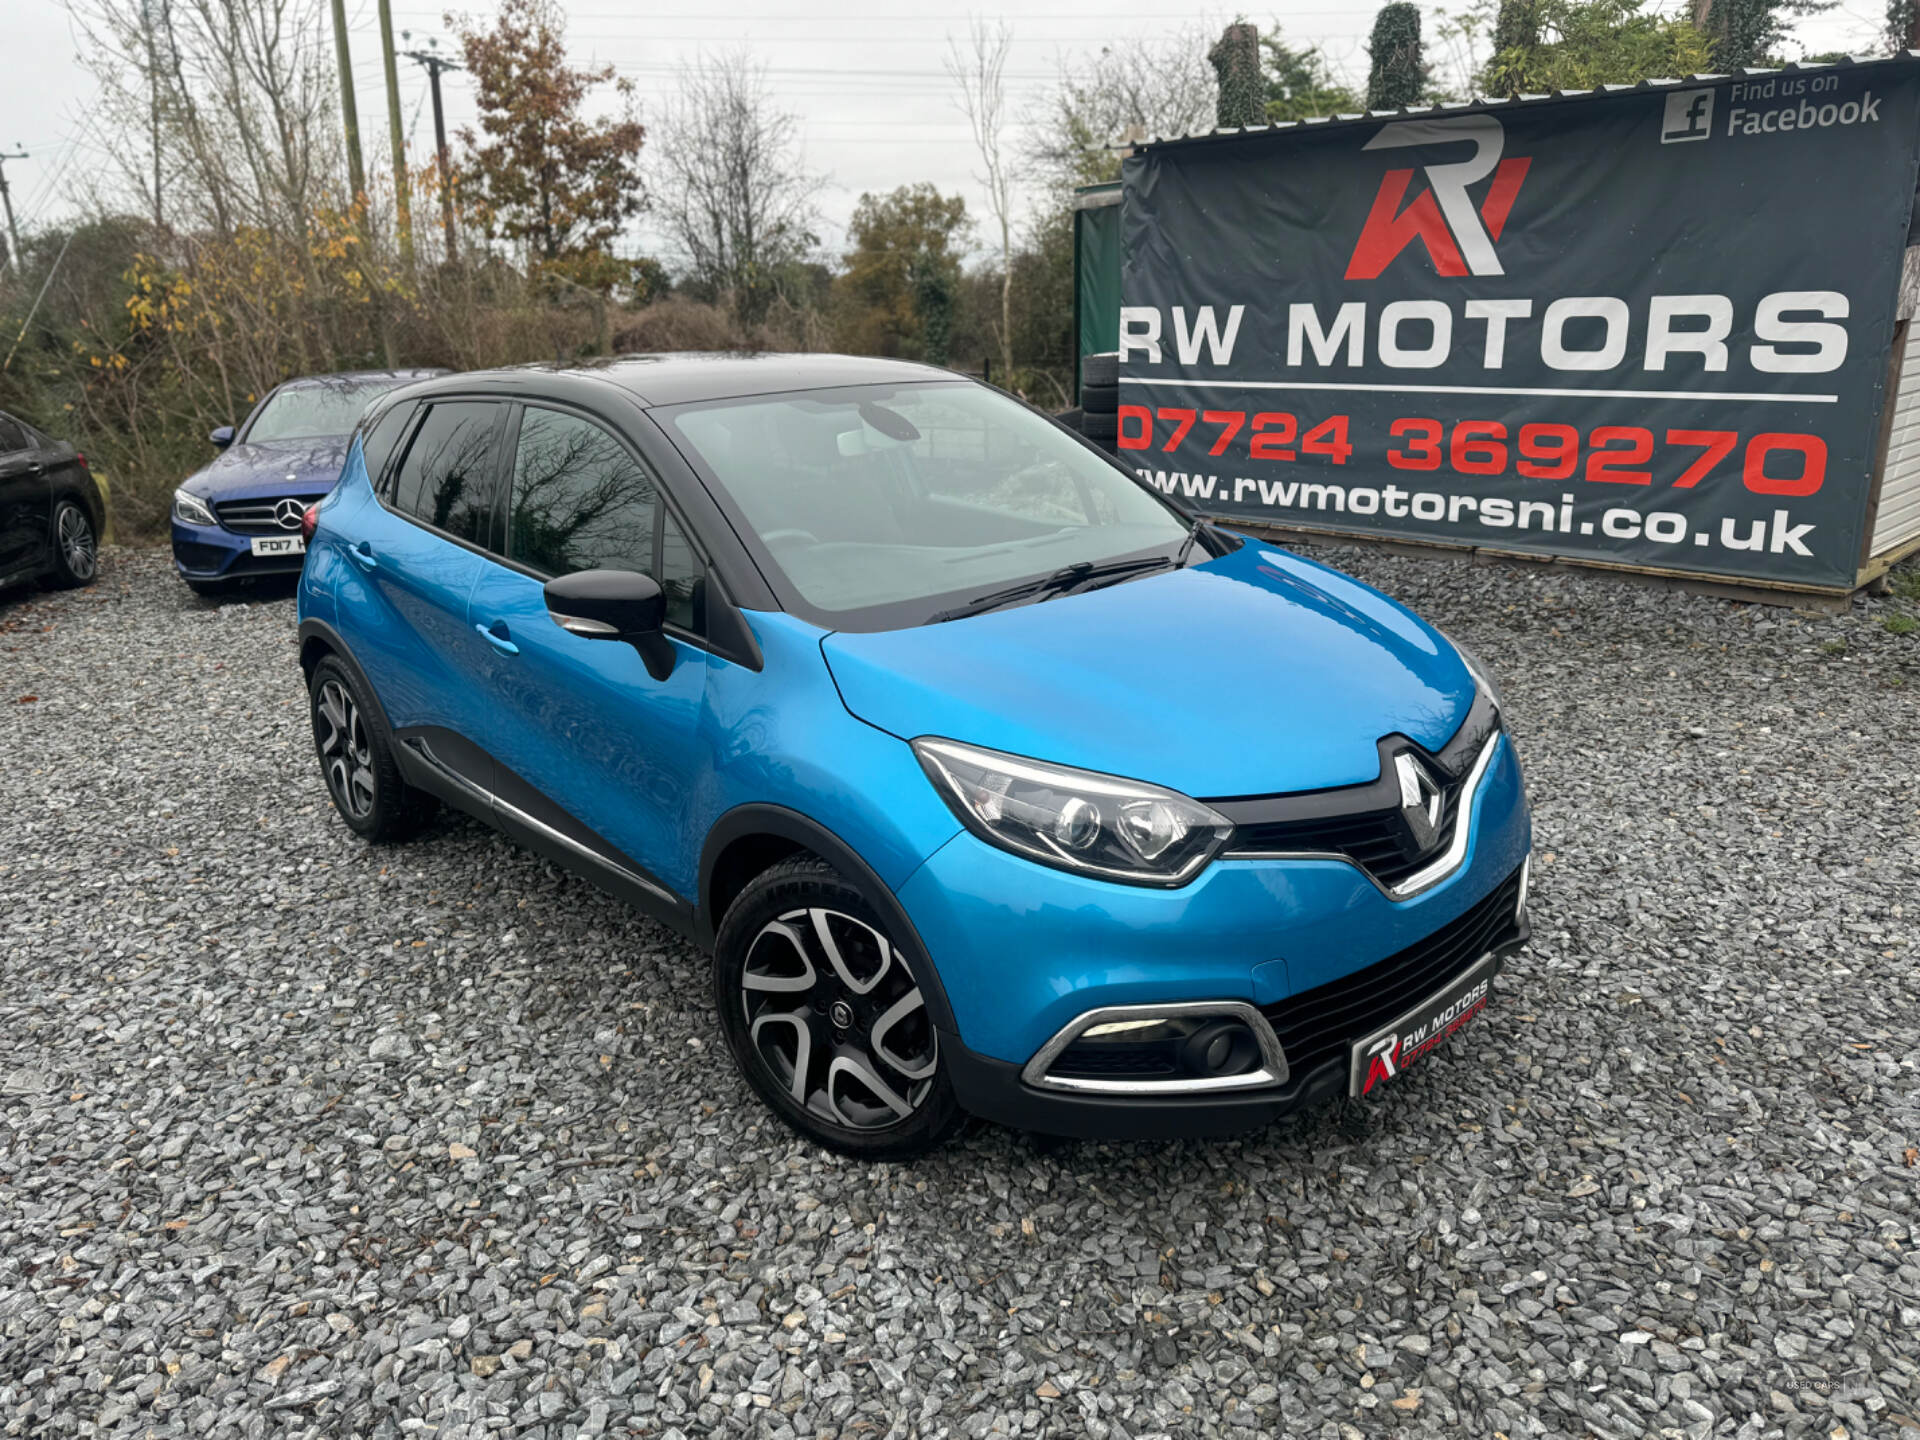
394,726,697,938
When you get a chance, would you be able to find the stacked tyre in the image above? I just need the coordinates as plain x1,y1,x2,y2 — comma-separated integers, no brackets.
1079,352,1120,453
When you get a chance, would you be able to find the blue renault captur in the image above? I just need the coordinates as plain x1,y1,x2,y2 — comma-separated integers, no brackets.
295,354,1531,1155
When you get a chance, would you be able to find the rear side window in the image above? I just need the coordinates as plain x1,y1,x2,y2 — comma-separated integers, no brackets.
508,407,657,576
0,414,27,452
358,401,415,488
389,401,499,544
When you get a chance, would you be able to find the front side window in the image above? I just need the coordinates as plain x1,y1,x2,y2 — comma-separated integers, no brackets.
246,377,416,442
661,381,1186,624
508,407,657,576
388,401,499,544
507,407,707,632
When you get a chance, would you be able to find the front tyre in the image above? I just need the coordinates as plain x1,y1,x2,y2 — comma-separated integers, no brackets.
714,857,963,1158
307,655,439,842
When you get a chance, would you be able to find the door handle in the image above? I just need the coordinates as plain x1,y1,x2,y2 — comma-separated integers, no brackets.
348,541,378,571
475,621,519,656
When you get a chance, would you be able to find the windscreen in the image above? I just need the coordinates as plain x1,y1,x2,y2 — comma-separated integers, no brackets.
246,377,414,443
664,382,1187,618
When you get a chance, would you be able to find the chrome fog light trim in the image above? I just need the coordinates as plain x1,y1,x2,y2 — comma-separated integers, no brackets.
1021,1000,1290,1094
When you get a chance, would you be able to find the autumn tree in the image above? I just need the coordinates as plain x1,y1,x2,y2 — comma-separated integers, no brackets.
454,0,646,284
835,184,971,364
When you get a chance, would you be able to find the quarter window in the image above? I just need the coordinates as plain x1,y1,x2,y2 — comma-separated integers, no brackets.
660,513,700,629
389,401,499,544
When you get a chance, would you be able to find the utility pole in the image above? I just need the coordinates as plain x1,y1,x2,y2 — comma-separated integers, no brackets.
143,0,164,227
329,0,366,203
402,37,461,263
376,0,413,268
0,149,26,273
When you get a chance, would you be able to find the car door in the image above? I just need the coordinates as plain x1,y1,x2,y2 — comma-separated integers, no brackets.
0,410,50,578
346,396,510,791
462,401,713,901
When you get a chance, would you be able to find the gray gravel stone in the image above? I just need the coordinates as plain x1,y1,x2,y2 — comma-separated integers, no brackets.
1,547,1917,1439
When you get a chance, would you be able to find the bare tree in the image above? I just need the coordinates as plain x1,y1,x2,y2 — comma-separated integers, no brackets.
654,51,821,325
945,16,1014,383
66,0,341,238
1024,29,1219,204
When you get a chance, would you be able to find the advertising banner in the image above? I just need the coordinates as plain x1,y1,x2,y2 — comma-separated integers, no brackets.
1119,65,1920,589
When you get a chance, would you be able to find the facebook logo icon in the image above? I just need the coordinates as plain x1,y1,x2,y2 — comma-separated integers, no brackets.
1661,89,1714,143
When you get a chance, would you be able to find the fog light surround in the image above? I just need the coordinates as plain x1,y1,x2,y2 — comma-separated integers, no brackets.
1023,1001,1290,1095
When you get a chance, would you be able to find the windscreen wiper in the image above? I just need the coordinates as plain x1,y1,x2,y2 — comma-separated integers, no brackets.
926,554,1177,624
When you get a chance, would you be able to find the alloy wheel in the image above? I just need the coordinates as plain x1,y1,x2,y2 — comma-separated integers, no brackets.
58,505,96,581
315,679,377,820
739,907,938,1130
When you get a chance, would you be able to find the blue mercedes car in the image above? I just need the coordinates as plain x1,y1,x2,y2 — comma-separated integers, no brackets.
171,369,445,595
295,354,1531,1154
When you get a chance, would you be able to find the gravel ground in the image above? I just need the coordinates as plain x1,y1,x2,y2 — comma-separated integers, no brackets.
2,545,1917,1440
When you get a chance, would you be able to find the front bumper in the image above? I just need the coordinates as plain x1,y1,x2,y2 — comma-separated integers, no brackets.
171,517,305,581
944,887,1528,1144
897,732,1532,1137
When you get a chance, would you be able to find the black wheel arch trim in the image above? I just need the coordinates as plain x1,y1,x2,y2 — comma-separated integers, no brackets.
298,618,399,742
698,803,959,1035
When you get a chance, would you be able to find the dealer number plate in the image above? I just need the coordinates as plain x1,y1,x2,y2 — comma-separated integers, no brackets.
1349,956,1497,1098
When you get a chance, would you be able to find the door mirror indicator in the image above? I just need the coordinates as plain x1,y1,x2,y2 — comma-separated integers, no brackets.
210,425,235,449
543,568,675,679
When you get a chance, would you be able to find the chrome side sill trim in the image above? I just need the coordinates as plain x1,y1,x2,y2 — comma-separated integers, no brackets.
1021,1000,1291,1095
1223,731,1502,902
403,737,679,908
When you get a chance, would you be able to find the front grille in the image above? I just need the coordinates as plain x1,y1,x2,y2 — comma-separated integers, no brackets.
1228,768,1466,890
214,495,324,534
1228,781,1463,888
1260,865,1524,1082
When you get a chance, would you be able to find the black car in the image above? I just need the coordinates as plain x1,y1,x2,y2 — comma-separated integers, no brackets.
0,408,102,592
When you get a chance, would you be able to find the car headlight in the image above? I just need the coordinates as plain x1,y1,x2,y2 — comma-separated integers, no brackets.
172,488,218,527
912,737,1233,887
1445,633,1504,712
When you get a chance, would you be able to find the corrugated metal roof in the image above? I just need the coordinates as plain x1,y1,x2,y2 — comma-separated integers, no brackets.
1131,51,1920,151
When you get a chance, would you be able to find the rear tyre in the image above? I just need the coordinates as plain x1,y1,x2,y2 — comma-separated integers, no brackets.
44,498,98,588
714,856,964,1158
307,655,439,842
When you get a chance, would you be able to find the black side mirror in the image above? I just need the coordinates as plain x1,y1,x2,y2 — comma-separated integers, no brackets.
210,425,235,449
543,568,674,679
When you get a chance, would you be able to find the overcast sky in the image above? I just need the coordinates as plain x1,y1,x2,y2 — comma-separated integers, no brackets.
0,0,1891,267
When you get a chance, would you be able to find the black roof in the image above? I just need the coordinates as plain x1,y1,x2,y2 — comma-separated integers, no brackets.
467,352,955,408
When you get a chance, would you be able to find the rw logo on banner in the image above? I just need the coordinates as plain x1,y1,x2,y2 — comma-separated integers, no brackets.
1344,117,1532,280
